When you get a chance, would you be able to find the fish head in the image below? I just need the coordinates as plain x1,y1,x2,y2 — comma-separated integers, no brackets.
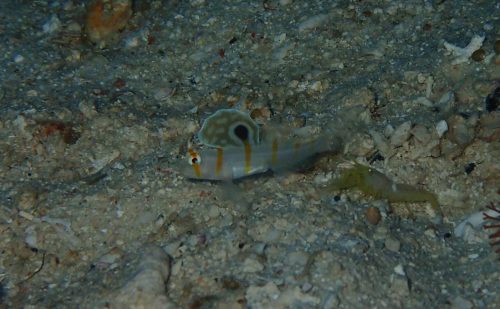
179,147,228,181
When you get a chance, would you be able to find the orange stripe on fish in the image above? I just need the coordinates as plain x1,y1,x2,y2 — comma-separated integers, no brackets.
215,148,223,176
244,142,252,174
192,162,202,177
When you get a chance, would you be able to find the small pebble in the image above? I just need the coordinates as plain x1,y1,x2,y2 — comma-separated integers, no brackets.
24,225,38,249
413,96,434,107
424,228,437,238
468,253,479,260
154,88,174,100
66,21,82,33
301,282,313,293
447,115,474,146
435,120,448,138
471,48,486,62
365,207,381,225
14,54,24,63
42,14,62,34
242,257,264,272
27,89,38,97
393,264,405,276
18,189,38,210
383,124,395,138
390,121,412,147
125,36,140,48
385,237,401,252
298,14,328,32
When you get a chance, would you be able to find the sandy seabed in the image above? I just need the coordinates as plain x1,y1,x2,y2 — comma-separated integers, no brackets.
0,1,499,308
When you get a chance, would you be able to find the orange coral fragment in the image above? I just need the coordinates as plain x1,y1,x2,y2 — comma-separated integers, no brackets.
37,121,80,145
85,0,132,46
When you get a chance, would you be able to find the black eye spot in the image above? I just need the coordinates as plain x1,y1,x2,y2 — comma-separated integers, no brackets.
191,157,198,164
234,125,249,142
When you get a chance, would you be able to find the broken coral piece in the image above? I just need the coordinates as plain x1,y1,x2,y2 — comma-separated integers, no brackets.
85,0,132,48
443,34,485,65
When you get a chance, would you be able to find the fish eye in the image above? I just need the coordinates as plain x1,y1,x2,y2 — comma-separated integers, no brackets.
233,124,249,142
188,152,201,165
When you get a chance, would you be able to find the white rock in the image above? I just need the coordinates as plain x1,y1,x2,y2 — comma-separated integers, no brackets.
274,33,287,45
437,91,455,106
109,245,174,308
390,121,412,147
124,36,140,48
154,88,174,101
313,172,332,184
383,124,395,138
468,253,479,260
413,96,434,107
298,14,329,32
25,226,38,249
89,149,120,174
459,224,487,245
385,237,401,252
453,209,494,237
369,130,393,158
42,14,62,34
393,264,405,276
243,257,264,272
425,75,434,98
435,120,448,138
14,54,24,63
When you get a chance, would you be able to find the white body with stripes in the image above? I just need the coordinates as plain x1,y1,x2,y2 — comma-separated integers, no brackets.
181,136,341,181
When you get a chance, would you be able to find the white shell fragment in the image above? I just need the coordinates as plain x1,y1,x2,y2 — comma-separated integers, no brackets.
435,120,448,138
393,264,406,276
453,209,497,238
443,35,485,65
298,14,329,32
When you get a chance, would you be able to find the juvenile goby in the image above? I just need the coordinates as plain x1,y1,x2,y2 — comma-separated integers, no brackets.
181,136,342,181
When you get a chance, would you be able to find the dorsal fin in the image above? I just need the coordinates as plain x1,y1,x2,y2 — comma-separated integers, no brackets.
198,109,260,147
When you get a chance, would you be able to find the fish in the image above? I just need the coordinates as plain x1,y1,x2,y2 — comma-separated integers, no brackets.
324,162,443,220
181,135,342,181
